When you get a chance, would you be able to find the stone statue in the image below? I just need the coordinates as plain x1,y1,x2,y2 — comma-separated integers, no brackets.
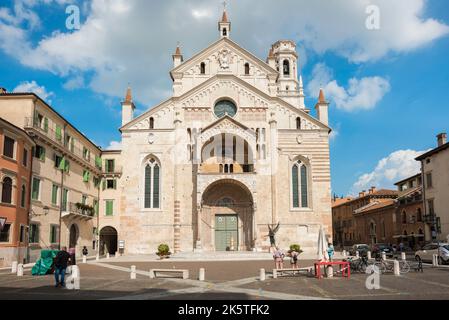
268,223,280,247
218,49,231,69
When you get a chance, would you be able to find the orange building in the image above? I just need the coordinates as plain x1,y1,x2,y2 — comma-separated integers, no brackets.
0,118,35,266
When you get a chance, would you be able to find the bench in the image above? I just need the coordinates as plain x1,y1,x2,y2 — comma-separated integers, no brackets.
149,269,189,280
272,267,312,279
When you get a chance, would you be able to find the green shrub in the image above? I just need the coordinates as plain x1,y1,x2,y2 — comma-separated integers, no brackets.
157,244,170,256
290,244,303,254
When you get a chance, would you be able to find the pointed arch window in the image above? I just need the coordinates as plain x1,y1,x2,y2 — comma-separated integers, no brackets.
292,160,309,208
144,158,160,209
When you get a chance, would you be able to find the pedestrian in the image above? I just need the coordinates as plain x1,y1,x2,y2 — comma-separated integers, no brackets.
289,249,299,269
327,243,335,262
82,246,88,257
69,247,76,265
273,247,285,270
54,247,71,288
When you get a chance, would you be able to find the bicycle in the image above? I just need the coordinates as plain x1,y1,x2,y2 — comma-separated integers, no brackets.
345,256,369,273
373,256,410,274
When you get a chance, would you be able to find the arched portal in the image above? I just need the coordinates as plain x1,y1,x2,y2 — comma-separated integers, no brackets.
200,179,254,252
100,227,118,255
69,224,79,249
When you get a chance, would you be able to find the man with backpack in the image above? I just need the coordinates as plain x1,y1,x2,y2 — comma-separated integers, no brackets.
54,247,71,288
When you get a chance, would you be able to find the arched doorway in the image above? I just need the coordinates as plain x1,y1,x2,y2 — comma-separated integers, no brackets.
69,224,79,249
201,180,254,252
100,227,118,255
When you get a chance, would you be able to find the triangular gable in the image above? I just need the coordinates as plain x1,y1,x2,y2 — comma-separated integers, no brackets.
122,74,330,132
170,37,278,77
202,115,251,134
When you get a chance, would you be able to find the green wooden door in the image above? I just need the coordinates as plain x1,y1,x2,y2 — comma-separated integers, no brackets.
215,215,238,251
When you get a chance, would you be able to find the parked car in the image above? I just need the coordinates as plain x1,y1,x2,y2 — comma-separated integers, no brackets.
415,243,449,265
350,244,370,256
372,243,394,258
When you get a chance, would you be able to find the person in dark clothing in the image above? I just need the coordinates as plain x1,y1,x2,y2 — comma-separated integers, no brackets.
54,247,71,288
82,246,88,257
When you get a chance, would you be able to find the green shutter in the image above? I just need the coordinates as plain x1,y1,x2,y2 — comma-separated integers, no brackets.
32,178,40,200
83,170,90,182
113,179,117,189
65,160,70,172
300,165,308,208
105,160,109,172
70,138,75,152
39,147,46,161
62,189,68,211
56,126,62,141
33,111,39,126
44,118,49,132
106,201,113,216
102,180,106,191
95,156,102,169
292,165,299,208
51,185,58,205
110,160,115,172
58,157,66,170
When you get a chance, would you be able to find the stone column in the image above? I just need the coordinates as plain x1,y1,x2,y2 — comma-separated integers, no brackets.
173,113,182,253
269,115,278,225
195,202,203,252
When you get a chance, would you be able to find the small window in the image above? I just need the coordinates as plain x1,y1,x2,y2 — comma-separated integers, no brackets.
29,224,39,244
105,159,115,173
0,224,11,242
223,28,227,36
54,154,63,168
50,225,59,244
200,62,206,75
296,117,301,130
244,63,250,75
3,136,15,159
51,184,59,206
106,179,116,190
32,177,40,201
21,185,26,208
34,145,46,161
19,225,25,243
426,173,433,188
22,148,28,167
283,60,290,76
149,117,155,129
83,147,90,161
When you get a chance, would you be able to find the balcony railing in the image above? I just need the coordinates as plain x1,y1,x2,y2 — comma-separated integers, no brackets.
61,202,95,220
103,165,123,175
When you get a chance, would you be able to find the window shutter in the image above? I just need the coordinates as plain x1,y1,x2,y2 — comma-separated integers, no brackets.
56,126,62,141
113,179,117,189
292,165,299,208
44,118,49,132
102,180,106,191
40,147,46,161
105,160,109,172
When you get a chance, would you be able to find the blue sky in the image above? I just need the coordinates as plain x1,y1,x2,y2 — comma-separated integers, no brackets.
1,0,448,196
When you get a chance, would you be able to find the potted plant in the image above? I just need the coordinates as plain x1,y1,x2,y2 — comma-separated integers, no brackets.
288,244,303,255
156,244,171,260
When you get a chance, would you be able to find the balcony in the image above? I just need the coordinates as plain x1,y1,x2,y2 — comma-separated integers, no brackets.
423,214,437,224
102,165,123,177
61,202,95,221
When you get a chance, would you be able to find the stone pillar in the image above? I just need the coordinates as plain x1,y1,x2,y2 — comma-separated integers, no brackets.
433,254,439,267
173,115,183,254
367,251,372,260
130,265,136,280
260,269,266,281
394,260,400,276
17,264,24,277
401,252,406,261
195,204,203,252
83,255,87,264
382,252,387,261
327,266,334,278
269,116,278,225
252,203,258,250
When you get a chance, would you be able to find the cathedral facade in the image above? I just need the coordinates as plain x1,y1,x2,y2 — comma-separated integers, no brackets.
104,11,332,255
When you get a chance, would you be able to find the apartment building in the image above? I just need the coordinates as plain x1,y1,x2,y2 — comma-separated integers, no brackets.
0,118,35,266
0,92,102,261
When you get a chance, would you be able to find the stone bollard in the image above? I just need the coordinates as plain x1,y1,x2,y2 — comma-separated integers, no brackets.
83,255,87,264
260,269,266,282
433,255,439,267
401,252,406,261
367,251,372,260
342,250,347,257
199,268,205,281
115,252,120,258
11,261,18,274
394,260,400,276
67,266,80,290
106,253,110,259
96,254,100,261
130,265,136,280
272,269,278,279
327,266,334,278
17,264,24,277
382,252,387,261
356,251,360,258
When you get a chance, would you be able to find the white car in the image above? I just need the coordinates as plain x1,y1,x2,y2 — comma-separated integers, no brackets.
415,243,449,265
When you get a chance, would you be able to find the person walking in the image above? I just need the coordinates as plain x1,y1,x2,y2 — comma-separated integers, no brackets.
54,247,71,288
82,246,88,257
273,247,285,270
327,243,335,262
289,249,299,269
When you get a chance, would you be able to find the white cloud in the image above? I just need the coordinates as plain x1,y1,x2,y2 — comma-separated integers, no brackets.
13,80,54,102
351,149,427,194
63,75,85,90
307,63,391,111
0,0,447,105
105,140,122,150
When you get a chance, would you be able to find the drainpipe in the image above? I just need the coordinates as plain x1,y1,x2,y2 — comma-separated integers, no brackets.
25,144,34,264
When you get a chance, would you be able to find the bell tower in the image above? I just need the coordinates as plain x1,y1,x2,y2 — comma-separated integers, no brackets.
218,2,231,38
271,40,303,108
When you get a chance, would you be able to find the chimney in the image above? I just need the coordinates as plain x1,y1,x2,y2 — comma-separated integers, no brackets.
358,191,366,198
437,133,447,147
369,186,377,194
0,87,7,94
